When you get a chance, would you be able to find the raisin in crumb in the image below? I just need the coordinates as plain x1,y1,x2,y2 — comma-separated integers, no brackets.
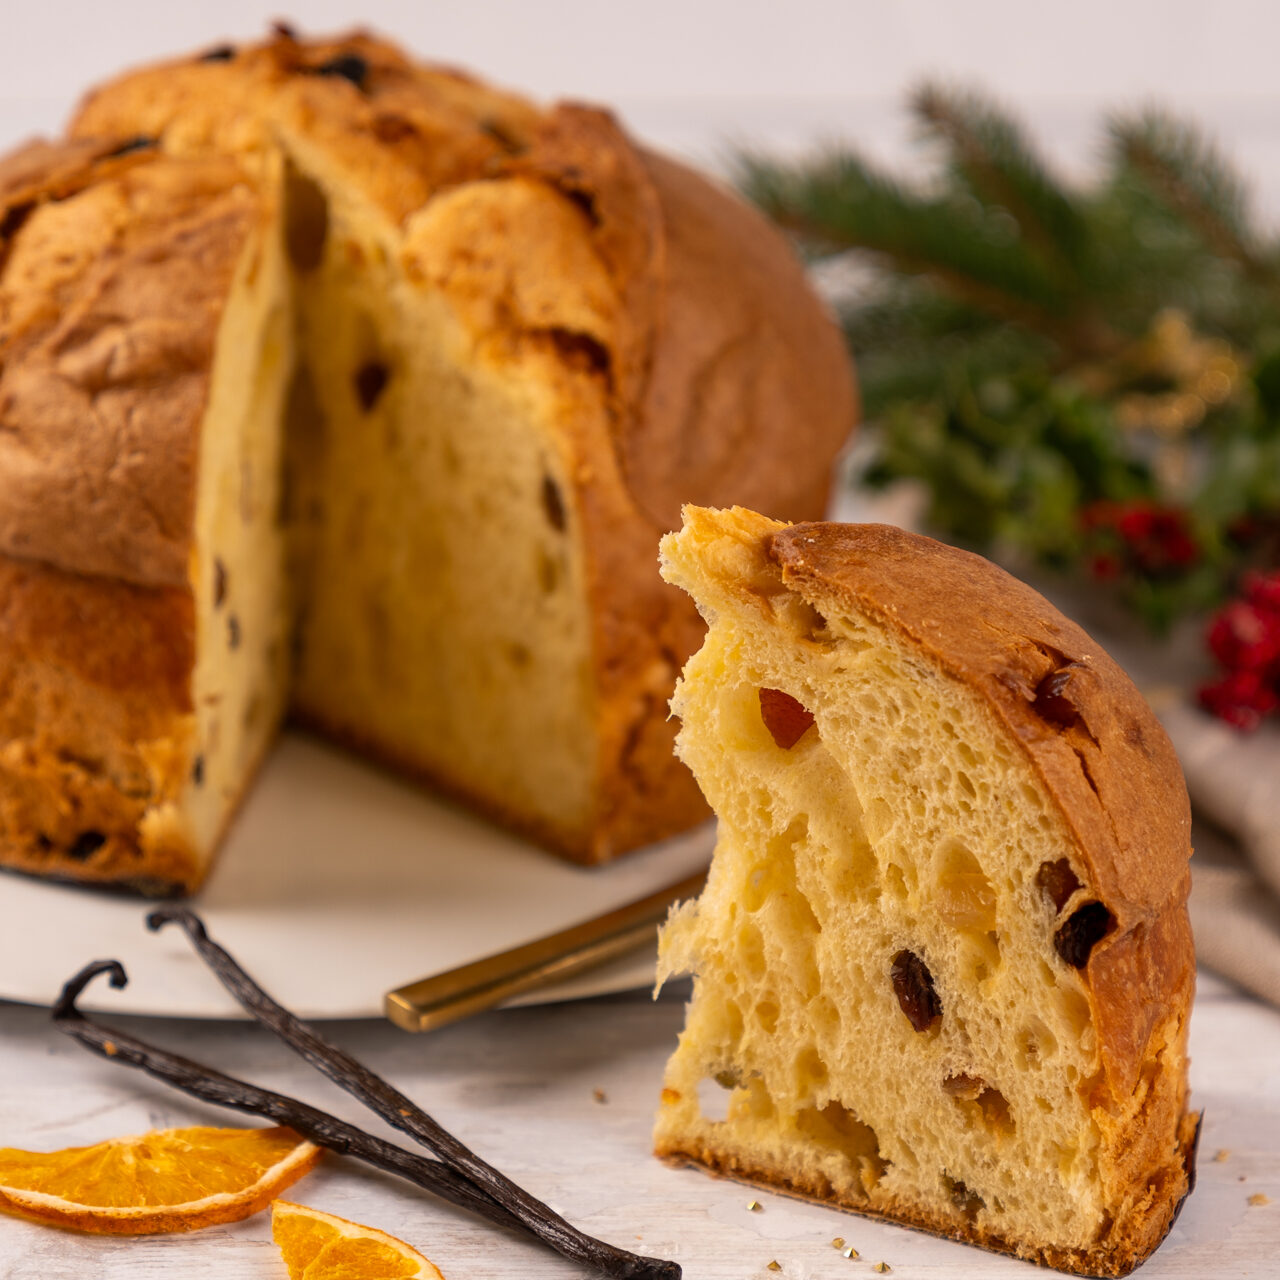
541,475,567,532
354,362,389,411
228,614,241,651
192,755,205,787
890,949,941,1031
1036,858,1081,912
759,688,815,749
213,558,228,608
1054,901,1114,968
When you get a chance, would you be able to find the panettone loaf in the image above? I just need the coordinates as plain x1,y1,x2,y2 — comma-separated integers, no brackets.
0,33,854,893
654,507,1197,1276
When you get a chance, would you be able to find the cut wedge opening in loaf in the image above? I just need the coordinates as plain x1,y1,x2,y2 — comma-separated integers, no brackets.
655,507,1197,1278
184,143,602,876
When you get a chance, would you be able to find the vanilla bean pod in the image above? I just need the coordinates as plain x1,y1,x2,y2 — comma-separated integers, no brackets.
52,960,525,1233
147,909,680,1280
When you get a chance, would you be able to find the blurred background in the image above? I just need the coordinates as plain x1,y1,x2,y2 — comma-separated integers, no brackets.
5,0,1280,199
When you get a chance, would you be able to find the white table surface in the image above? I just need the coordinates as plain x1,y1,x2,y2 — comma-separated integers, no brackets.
1,965,1277,1279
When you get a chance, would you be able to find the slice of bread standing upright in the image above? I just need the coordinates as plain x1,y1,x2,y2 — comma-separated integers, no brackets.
655,506,1197,1277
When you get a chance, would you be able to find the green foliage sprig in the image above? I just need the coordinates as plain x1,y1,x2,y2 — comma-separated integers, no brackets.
738,87,1280,632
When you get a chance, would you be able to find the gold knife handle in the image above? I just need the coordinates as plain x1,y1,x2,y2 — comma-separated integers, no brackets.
383,870,708,1032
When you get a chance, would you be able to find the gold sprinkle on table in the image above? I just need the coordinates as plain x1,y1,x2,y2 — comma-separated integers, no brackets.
766,1262,782,1272
747,1200,762,1212
873,1264,892,1274
831,1237,845,1250
593,1088,608,1104
841,1245,860,1259
1214,1148,1231,1162
1248,1193,1271,1206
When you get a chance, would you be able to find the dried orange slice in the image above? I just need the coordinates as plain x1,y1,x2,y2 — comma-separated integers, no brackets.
273,1199,445,1279
0,1125,321,1234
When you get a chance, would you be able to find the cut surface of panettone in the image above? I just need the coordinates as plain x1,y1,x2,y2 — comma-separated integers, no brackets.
0,31,854,893
654,507,1196,1278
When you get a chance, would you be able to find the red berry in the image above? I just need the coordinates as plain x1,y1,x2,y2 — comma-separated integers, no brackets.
1243,570,1280,614
1118,505,1157,542
1206,601,1280,670
1198,668,1277,731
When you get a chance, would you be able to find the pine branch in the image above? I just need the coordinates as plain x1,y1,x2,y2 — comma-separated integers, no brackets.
737,89,1280,636
1109,109,1278,288
912,83,1090,282
737,147,1121,359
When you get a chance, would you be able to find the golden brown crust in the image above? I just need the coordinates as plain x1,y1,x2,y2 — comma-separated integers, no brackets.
0,148,260,586
657,1109,1201,1278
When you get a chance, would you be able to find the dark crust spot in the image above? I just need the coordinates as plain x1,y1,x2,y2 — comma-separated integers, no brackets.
1036,858,1081,912
284,167,329,272
213,558,228,608
68,830,107,861
945,1175,985,1222
541,475,567,532
0,202,34,242
198,44,236,63
312,53,368,90
1033,665,1082,728
354,361,390,411
192,755,205,787
1170,1111,1203,1231
759,688,815,749
272,20,299,40
1054,901,1115,968
36,833,54,852
478,117,525,154
228,614,241,651
105,136,157,159
891,949,942,1032
559,185,600,227
545,328,610,376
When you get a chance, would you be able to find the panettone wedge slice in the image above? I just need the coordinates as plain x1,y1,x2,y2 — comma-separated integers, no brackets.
654,506,1198,1277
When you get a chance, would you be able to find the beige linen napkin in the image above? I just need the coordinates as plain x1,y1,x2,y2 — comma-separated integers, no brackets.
1159,705,1280,1007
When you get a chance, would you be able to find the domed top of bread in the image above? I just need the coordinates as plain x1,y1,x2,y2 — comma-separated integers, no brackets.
0,28,854,590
